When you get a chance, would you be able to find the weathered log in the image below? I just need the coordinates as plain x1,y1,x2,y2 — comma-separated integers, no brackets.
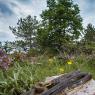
21,71,92,95
51,74,92,95
45,70,81,89
68,74,92,89
50,70,81,85
41,73,92,95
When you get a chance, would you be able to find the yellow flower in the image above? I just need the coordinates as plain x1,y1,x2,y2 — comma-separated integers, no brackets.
48,58,54,64
67,60,73,65
59,68,64,73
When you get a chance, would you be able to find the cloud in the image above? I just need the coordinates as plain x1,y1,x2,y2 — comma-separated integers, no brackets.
0,0,47,42
74,0,95,27
0,31,15,42
0,0,95,42
0,1,13,16
17,0,31,3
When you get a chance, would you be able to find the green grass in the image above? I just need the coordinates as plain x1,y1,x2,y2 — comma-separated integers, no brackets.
0,55,95,95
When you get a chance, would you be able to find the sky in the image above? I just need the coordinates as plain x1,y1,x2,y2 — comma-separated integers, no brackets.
0,0,95,42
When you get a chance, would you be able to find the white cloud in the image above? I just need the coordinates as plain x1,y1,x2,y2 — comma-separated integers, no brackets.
74,0,95,27
0,0,95,42
0,0,47,42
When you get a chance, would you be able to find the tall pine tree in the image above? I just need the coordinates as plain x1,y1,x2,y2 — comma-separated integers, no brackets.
10,15,38,49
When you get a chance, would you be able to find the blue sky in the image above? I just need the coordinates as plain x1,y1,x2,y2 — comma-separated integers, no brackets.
0,0,94,42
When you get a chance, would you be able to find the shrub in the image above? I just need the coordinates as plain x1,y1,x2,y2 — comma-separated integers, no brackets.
12,51,26,62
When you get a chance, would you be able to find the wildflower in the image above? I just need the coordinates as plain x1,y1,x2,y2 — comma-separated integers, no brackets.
0,62,9,70
0,49,4,56
0,49,11,70
48,58,54,64
67,60,73,65
0,58,2,62
59,68,64,73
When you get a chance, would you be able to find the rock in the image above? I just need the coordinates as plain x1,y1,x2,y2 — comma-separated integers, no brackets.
67,79,95,95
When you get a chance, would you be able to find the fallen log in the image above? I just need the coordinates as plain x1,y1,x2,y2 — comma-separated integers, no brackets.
21,71,92,95
41,73,92,95
50,70,81,85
